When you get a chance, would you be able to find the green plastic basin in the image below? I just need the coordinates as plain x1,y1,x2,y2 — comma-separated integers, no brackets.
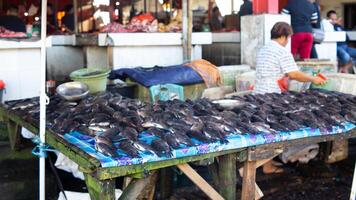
70,68,110,94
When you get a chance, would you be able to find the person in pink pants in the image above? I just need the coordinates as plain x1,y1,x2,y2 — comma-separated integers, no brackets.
282,0,318,60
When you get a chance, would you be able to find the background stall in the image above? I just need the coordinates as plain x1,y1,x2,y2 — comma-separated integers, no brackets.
0,39,44,101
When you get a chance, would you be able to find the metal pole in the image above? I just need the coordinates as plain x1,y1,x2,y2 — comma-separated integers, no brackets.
40,0,48,200
73,0,78,33
182,0,192,62
231,0,234,14
351,162,356,200
144,0,147,13
155,0,158,18
80,0,83,32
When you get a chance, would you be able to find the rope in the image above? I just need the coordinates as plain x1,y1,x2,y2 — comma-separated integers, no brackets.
31,136,57,158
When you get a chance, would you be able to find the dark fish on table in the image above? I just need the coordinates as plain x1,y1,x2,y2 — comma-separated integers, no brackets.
146,127,170,138
151,139,173,158
187,130,214,143
203,126,229,144
89,113,112,125
251,114,265,123
95,136,118,157
99,103,115,116
76,125,96,136
269,122,289,132
250,122,276,134
102,127,121,140
132,141,156,155
120,127,139,141
142,121,167,130
163,132,195,149
235,121,261,134
118,140,140,158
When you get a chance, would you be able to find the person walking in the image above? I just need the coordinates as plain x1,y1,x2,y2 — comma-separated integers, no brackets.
282,0,318,60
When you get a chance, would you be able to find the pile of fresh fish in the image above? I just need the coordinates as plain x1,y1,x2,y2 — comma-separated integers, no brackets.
4,89,356,159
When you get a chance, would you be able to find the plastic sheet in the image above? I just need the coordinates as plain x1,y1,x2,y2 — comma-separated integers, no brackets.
63,123,355,168
108,65,203,87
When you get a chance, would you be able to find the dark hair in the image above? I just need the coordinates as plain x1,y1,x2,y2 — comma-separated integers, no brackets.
271,22,293,39
7,4,18,12
327,10,336,18
64,4,73,13
212,7,219,13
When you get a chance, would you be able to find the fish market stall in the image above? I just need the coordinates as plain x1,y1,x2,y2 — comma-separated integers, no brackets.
203,32,241,66
97,32,212,69
1,89,356,200
315,31,347,62
0,38,44,102
46,35,85,81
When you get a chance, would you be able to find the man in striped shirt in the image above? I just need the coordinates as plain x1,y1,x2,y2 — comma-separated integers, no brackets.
254,22,325,173
281,0,318,59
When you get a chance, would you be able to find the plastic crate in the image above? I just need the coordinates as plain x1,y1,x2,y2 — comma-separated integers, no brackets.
297,60,337,74
289,60,337,92
149,84,184,102
313,73,356,95
235,71,256,92
218,65,251,89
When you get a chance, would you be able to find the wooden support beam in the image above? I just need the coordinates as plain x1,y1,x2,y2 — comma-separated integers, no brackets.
239,155,280,200
177,164,224,200
6,119,22,151
137,171,158,200
218,154,237,200
241,161,256,200
159,168,173,200
84,173,115,200
123,177,132,189
119,173,157,200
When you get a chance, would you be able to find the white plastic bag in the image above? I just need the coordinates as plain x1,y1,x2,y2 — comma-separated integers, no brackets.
55,153,84,180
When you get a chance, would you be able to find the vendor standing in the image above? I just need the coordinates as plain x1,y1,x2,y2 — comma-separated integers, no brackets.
254,22,325,95
0,5,26,32
210,7,223,32
254,22,326,173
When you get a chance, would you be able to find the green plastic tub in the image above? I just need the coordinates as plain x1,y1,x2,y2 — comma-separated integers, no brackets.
70,68,110,94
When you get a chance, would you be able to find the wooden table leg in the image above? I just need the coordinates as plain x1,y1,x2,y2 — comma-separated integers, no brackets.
119,173,157,200
218,153,237,200
6,118,22,151
158,168,173,200
177,163,224,200
84,173,115,200
241,160,256,200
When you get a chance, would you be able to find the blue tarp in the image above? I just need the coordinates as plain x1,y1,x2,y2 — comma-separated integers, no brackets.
109,65,204,87
64,123,356,168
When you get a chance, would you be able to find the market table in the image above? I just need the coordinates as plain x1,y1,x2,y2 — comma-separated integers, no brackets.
0,105,245,200
1,99,355,200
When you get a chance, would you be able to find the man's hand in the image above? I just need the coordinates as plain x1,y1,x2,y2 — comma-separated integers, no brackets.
312,77,327,85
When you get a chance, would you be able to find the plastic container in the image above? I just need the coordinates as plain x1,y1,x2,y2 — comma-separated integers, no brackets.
289,60,337,92
70,68,110,94
235,71,256,92
218,65,251,88
107,83,137,98
253,0,279,14
297,60,337,75
311,73,356,95
149,84,184,102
